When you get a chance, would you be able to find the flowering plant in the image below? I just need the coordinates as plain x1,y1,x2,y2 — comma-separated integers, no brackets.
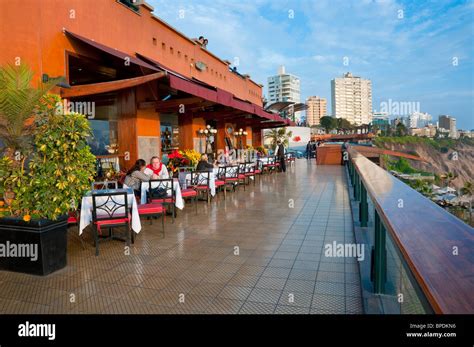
293,136,301,142
180,149,201,168
166,150,190,175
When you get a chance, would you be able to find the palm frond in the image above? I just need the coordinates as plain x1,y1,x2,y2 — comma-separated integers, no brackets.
0,64,59,152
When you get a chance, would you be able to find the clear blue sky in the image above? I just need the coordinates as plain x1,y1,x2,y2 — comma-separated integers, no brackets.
148,0,474,129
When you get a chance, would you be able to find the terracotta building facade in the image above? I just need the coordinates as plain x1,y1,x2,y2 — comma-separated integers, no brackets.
0,0,291,168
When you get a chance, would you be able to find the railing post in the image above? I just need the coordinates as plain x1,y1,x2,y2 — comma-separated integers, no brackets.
354,171,360,201
350,160,354,184
359,183,368,227
374,210,387,293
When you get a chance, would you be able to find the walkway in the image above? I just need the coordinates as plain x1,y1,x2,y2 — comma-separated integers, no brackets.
0,160,363,314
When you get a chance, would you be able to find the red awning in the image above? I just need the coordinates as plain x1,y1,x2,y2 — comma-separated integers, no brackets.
168,74,217,103
134,52,291,126
65,31,159,72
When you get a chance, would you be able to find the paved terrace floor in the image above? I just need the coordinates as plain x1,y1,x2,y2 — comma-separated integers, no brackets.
0,160,363,314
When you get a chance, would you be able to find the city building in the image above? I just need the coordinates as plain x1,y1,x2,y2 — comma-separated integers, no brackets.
305,96,327,126
371,112,390,132
391,117,404,127
409,124,437,138
0,0,292,167
407,112,432,128
267,65,301,121
439,115,458,138
331,72,372,126
459,130,474,138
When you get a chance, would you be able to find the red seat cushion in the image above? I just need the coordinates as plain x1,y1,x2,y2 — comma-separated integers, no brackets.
150,197,174,203
67,216,77,224
254,170,261,174
195,185,209,190
215,180,225,186
225,177,238,181
95,217,130,234
238,174,246,179
244,173,254,176
138,203,165,214
181,189,198,197
95,217,130,226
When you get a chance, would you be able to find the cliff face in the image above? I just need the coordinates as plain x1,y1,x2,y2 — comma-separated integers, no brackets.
377,141,474,189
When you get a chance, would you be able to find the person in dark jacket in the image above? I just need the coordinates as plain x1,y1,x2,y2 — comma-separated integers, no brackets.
196,154,215,171
275,141,286,172
306,141,312,160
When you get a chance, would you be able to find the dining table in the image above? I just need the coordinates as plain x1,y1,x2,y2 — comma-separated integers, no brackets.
79,187,141,235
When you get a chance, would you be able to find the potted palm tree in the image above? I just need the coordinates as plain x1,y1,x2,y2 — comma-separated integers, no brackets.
0,65,96,275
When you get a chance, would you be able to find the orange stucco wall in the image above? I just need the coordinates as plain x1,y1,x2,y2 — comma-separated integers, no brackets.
137,108,160,137
0,0,263,105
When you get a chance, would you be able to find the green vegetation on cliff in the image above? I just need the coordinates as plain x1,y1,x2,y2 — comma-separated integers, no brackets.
383,156,432,176
374,136,457,151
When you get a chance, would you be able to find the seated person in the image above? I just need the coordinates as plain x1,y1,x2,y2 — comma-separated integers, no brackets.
196,154,215,171
124,159,152,198
144,156,169,179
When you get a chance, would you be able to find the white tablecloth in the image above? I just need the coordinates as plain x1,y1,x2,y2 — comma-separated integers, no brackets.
79,188,141,235
140,180,184,209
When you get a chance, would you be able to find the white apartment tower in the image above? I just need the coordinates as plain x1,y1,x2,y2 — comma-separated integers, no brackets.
331,72,372,125
267,65,301,121
306,96,327,126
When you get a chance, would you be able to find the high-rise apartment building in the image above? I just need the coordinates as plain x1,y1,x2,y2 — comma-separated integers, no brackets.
267,66,301,121
306,96,327,126
439,115,457,138
331,72,372,125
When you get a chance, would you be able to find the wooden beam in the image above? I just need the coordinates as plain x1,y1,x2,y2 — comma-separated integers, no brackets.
60,72,167,98
155,97,203,111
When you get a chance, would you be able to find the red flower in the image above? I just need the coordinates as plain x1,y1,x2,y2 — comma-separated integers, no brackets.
293,136,301,142
168,150,183,159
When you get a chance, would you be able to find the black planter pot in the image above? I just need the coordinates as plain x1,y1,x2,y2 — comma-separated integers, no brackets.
0,215,68,276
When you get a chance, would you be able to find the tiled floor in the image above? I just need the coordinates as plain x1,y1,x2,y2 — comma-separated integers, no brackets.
0,160,363,314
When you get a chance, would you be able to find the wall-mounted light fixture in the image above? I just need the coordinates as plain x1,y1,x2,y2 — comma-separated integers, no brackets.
42,74,71,89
